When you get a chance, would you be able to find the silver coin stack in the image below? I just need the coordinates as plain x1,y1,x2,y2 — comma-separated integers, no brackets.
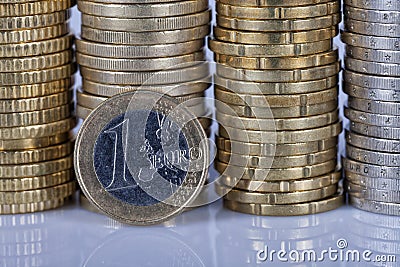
75,0,212,210
342,0,400,215
210,0,344,216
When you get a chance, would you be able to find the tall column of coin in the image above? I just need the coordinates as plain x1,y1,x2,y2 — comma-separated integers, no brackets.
75,0,212,209
0,0,77,213
210,0,344,215
342,1,400,215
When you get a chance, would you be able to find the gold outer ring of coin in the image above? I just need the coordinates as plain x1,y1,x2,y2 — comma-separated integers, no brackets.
216,13,341,32
79,192,103,214
223,193,344,216
80,63,209,85
0,91,71,113
217,0,334,7
0,133,69,151
0,63,76,86
0,24,68,44
0,10,70,30
215,48,339,70
216,109,339,130
0,79,73,99
215,86,338,107
0,35,73,58
81,10,211,32
217,147,337,168
216,136,338,156
219,121,342,143
78,0,208,18
216,62,340,82
216,100,338,119
0,155,73,178
214,26,338,45
217,183,338,204
209,39,333,57
0,118,75,140
81,24,210,45
0,0,75,17
0,198,68,214
76,51,205,71
220,170,341,193
0,169,74,192
0,181,76,205
0,142,73,165
215,159,338,181
216,1,340,20
0,50,72,73
82,78,211,98
0,104,72,127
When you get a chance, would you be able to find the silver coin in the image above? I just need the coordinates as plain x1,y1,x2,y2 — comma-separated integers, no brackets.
343,158,400,179
74,91,209,225
347,144,400,167
341,31,400,51
344,6,400,24
344,83,400,102
345,57,400,77
346,171,400,191
349,196,400,216
348,97,400,116
346,45,400,64
343,70,400,90
344,0,400,11
350,121,400,140
345,107,400,127
347,182,400,203
346,130,400,153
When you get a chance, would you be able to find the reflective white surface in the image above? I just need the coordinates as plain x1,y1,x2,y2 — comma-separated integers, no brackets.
1,198,400,267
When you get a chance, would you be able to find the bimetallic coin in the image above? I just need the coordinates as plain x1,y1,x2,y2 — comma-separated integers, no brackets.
343,158,400,179
346,144,400,167
81,10,211,31
345,107,400,127
216,183,338,205
74,91,209,225
350,121,400,140
344,0,400,11
344,84,400,102
216,2,340,20
345,57,400,77
220,171,341,193
347,182,400,204
344,6,400,24
345,171,400,191
78,0,208,18
214,26,338,45
217,0,333,7
345,19,400,38
346,46,400,64
223,193,343,216
348,97,400,116
216,136,338,156
344,70,400,90
350,196,400,216
217,13,341,32
341,31,400,51
346,130,400,153
81,25,210,45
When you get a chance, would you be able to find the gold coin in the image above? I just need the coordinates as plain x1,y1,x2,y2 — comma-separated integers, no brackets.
0,181,75,205
0,104,72,127
0,155,72,178
0,133,69,151
0,169,74,192
0,198,68,214
0,35,73,58
0,24,68,44
220,170,341,193
0,142,73,165
0,79,73,99
0,0,75,17
0,50,72,73
216,183,338,204
223,193,344,216
0,91,71,113
0,118,75,140
0,10,70,30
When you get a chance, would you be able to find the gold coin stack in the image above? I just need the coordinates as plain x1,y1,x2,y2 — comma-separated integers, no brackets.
0,0,77,214
210,0,344,216
75,0,212,209
342,0,400,215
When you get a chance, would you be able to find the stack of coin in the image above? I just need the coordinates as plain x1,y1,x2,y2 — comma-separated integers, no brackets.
0,0,77,214
75,0,212,211
342,0,400,215
210,0,344,215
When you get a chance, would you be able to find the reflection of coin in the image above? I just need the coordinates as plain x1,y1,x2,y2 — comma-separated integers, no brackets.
75,91,209,225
